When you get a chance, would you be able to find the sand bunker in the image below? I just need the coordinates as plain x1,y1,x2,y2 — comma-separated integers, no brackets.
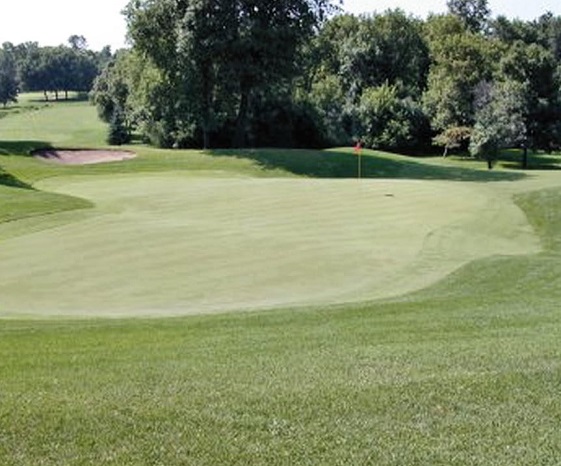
34,149,136,165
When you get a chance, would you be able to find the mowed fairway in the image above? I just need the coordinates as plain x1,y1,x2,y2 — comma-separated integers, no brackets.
0,173,538,317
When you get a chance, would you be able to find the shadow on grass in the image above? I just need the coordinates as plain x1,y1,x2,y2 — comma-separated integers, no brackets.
208,148,526,182
499,149,561,171
0,103,51,121
25,93,89,104
0,140,53,157
0,170,34,189
504,162,561,171
0,140,54,190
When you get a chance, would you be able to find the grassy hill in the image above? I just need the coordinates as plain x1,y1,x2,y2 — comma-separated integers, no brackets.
1,97,561,465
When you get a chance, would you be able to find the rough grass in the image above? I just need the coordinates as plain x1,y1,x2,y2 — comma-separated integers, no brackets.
1,96,561,465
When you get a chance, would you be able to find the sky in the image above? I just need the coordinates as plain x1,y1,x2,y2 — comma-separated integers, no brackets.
1,0,560,52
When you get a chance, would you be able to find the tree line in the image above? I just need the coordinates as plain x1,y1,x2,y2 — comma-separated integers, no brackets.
6,0,559,166
0,36,112,106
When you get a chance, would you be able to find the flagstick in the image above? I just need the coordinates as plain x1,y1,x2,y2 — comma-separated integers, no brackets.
354,141,362,180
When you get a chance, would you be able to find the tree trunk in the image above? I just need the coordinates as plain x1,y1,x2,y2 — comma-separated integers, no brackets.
201,61,212,150
43,90,49,101
203,129,209,150
234,88,249,148
522,146,528,169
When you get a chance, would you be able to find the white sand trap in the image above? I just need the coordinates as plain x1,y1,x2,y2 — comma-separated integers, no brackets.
33,149,136,165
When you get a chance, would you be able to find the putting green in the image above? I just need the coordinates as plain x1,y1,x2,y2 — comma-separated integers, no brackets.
0,174,539,317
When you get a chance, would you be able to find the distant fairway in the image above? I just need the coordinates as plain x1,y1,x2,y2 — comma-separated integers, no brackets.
0,173,538,317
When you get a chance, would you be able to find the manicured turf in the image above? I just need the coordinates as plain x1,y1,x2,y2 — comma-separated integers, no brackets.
1,97,561,464
0,174,540,317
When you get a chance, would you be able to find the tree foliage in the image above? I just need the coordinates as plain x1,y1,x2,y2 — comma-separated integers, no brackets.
433,126,472,156
446,0,491,33
358,83,428,152
120,0,337,148
422,14,498,132
12,38,110,101
0,45,19,107
89,7,561,158
107,105,131,145
498,40,561,152
470,80,529,167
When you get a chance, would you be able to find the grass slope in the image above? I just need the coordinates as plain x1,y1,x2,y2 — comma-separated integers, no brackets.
0,187,560,465
0,184,92,225
1,96,561,464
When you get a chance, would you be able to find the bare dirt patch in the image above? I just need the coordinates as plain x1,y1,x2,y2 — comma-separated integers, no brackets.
33,149,136,165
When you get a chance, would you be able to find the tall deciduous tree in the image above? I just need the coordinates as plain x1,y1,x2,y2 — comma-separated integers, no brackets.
0,45,19,107
124,0,337,148
470,80,529,168
446,0,491,33
358,82,428,152
490,16,538,45
499,40,561,152
19,42,100,101
91,49,160,144
422,14,498,141
336,10,429,99
306,10,430,149
68,35,88,51
535,12,561,61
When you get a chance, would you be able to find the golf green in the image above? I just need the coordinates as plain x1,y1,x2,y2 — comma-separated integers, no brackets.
0,174,539,317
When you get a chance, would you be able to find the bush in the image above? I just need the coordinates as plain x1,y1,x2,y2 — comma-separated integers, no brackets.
107,107,130,145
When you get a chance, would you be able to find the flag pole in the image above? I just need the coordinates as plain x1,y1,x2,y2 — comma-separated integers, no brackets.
354,141,362,179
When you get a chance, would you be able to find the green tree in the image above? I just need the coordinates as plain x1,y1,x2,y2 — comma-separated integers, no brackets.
68,35,88,51
490,16,538,45
303,14,360,145
446,0,491,33
338,10,429,98
306,11,430,148
0,45,19,107
18,43,48,98
433,126,472,157
499,41,561,152
91,49,159,144
124,0,337,148
107,105,131,145
19,43,100,101
306,73,348,145
422,14,499,143
535,13,561,61
470,80,529,168
91,51,132,124
358,82,428,152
